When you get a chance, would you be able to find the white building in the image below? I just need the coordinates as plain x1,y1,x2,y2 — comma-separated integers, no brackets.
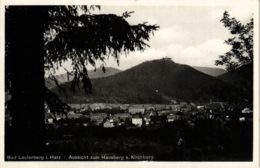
132,118,143,127
197,105,205,110
242,108,253,114
103,119,115,128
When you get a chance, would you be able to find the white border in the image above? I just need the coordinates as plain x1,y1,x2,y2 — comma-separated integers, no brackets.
0,0,259,168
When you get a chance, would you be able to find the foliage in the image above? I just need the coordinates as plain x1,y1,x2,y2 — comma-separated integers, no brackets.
215,11,253,71
38,119,252,161
44,6,159,93
5,6,159,114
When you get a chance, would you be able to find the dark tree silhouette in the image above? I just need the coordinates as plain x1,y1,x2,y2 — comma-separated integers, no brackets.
215,11,253,72
5,6,158,155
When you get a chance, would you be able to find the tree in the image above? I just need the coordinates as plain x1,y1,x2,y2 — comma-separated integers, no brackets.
215,11,253,71
5,6,158,155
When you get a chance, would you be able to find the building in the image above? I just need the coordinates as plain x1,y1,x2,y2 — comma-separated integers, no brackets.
104,104,113,110
131,114,143,127
45,112,55,124
241,107,253,114
67,111,84,119
103,119,115,128
90,112,107,125
158,110,172,116
129,105,145,114
197,105,205,111
89,103,106,111
143,114,151,125
143,104,155,111
170,104,181,112
114,113,130,121
154,104,167,111
132,118,143,127
54,113,67,121
149,111,158,117
167,113,178,122
119,104,130,110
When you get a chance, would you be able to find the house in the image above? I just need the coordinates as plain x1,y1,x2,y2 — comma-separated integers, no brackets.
45,112,55,124
241,107,253,114
209,114,214,119
239,117,246,122
67,111,83,119
154,104,167,111
167,113,178,122
103,119,115,128
131,114,143,127
143,104,155,111
170,104,181,112
132,118,143,127
225,115,230,121
197,105,205,111
104,104,113,110
54,113,67,121
143,114,151,125
89,103,106,111
149,111,158,117
69,103,90,111
129,105,145,114
107,104,120,109
114,113,130,121
158,110,172,116
119,104,130,110
90,112,107,125
238,111,253,122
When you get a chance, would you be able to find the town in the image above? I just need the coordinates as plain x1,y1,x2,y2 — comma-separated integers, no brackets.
44,102,253,128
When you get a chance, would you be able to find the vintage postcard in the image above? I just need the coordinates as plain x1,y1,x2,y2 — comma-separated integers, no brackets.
0,0,259,168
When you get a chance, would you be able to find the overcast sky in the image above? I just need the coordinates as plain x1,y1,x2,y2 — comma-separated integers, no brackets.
56,4,254,74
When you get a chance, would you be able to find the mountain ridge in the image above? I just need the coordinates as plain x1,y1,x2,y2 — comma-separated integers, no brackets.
192,66,226,77
52,58,239,104
45,67,121,88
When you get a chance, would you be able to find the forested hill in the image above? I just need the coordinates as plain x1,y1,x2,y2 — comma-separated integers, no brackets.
218,63,253,86
217,63,253,103
46,67,121,88
192,66,226,77
52,58,239,104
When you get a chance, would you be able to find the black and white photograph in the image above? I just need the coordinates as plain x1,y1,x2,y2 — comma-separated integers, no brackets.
1,0,259,167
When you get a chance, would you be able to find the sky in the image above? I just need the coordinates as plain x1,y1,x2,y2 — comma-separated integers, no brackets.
56,4,254,74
